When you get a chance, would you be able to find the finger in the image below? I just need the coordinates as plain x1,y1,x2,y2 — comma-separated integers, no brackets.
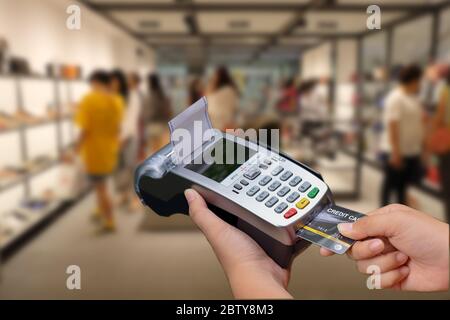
378,237,397,254
379,266,409,289
356,251,409,274
347,238,385,260
338,206,405,240
320,247,335,257
185,189,231,246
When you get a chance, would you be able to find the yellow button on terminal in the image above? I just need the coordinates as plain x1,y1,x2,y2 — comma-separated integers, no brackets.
296,198,310,209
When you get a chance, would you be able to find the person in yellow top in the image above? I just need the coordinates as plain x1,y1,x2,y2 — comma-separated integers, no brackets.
75,70,124,231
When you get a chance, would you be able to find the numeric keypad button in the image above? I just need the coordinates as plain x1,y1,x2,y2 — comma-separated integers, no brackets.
258,175,272,186
286,192,300,203
268,181,281,191
277,186,291,197
244,168,261,180
280,170,293,181
289,176,302,187
246,186,260,196
265,196,279,208
298,181,311,192
271,166,284,176
274,202,288,214
256,191,269,202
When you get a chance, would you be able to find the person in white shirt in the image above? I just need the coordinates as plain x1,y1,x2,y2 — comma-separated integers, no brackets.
206,66,239,131
300,79,329,134
379,65,425,206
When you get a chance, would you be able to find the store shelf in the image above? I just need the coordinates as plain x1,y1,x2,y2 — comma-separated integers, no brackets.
0,72,85,82
0,175,25,192
0,189,90,261
0,116,73,136
0,159,59,192
0,199,63,250
0,73,84,260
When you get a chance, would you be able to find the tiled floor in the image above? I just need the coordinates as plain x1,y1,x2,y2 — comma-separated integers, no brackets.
0,159,448,299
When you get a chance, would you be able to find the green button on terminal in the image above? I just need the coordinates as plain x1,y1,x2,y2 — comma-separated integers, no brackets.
308,187,319,199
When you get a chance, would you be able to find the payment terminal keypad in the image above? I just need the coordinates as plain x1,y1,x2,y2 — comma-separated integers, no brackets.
240,157,325,220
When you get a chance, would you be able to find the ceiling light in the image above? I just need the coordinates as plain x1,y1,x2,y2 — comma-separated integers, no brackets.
139,20,160,29
317,20,338,29
228,20,250,30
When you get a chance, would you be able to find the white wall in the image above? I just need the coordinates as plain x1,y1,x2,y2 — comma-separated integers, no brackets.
301,42,332,79
299,40,357,131
336,40,357,83
438,7,450,62
335,39,357,127
0,0,155,75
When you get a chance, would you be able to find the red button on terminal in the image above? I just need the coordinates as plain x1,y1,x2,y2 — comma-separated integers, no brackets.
284,208,297,219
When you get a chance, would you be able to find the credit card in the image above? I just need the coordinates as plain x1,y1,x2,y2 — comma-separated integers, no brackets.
296,204,365,254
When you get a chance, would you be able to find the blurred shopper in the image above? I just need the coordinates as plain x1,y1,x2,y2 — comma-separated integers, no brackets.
297,79,332,159
110,70,131,208
428,72,450,221
299,79,329,135
276,78,298,116
110,69,129,105
118,72,143,211
143,73,172,152
188,77,204,105
275,78,299,143
75,70,123,231
380,65,425,207
206,66,239,131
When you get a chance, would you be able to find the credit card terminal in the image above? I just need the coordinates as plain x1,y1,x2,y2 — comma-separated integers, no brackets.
135,98,333,268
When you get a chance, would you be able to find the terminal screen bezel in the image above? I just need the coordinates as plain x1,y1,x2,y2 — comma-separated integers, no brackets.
185,138,256,183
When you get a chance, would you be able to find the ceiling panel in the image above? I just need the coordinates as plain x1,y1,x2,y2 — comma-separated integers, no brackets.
338,0,444,4
210,36,267,46
146,37,202,45
198,12,295,34
109,11,187,33
293,12,405,34
279,37,320,46
194,0,309,3
90,0,175,3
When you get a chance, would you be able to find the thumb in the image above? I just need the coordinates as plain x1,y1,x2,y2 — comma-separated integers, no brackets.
338,213,397,240
184,188,230,245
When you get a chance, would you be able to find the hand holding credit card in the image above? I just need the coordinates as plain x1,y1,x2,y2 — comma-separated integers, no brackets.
297,204,365,254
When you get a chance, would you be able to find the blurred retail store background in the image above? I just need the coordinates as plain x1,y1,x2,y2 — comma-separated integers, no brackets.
0,0,449,299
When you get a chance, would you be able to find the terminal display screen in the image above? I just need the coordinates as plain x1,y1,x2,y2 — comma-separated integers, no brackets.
186,139,256,182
